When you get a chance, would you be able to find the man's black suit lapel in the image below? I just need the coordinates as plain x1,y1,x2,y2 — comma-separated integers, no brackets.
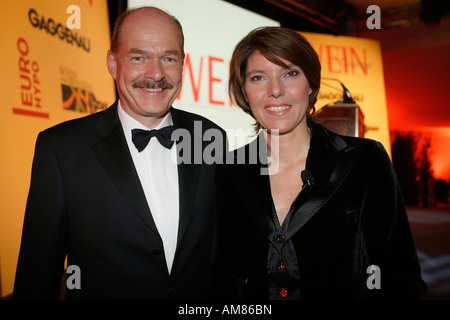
171,108,202,248
91,102,160,237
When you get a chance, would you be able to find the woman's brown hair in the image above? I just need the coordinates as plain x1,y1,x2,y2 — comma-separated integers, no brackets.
229,27,321,131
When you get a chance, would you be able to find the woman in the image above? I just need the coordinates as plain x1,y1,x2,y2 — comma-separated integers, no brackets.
214,27,426,299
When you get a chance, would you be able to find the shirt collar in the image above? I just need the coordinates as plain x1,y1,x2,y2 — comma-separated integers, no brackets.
117,100,173,134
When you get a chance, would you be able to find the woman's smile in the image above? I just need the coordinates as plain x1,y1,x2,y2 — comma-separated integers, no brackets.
264,104,292,115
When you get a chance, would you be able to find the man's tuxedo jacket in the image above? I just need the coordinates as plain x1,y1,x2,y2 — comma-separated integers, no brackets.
14,101,226,299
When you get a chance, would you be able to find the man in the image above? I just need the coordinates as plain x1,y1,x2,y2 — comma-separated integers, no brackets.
14,6,226,299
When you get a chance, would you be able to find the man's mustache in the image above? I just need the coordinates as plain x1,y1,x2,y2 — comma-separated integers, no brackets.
132,79,174,90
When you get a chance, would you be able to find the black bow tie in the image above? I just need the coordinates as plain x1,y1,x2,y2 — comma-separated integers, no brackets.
131,126,176,151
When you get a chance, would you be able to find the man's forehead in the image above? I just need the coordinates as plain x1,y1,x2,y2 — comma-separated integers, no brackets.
122,8,176,30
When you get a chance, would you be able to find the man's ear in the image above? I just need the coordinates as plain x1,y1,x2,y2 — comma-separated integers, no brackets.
106,50,117,79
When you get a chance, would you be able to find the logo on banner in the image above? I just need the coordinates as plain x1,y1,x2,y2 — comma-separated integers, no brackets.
28,8,91,52
60,67,108,114
12,37,48,119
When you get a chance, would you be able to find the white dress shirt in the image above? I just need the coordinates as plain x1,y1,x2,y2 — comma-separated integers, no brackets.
117,102,179,274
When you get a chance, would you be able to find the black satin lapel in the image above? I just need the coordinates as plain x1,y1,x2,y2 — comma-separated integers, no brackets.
171,108,201,247
92,123,159,236
176,155,201,248
287,146,363,237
